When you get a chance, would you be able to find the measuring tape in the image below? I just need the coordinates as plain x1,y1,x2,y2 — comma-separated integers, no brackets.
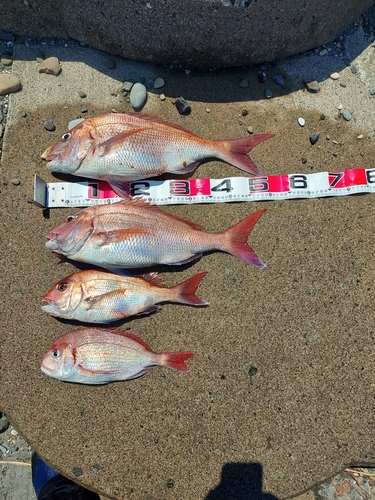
33,168,375,208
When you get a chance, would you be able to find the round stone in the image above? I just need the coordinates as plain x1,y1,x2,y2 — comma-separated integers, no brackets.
342,109,352,121
154,77,165,89
330,72,340,80
298,117,305,127
43,121,56,132
0,56,13,66
129,82,147,110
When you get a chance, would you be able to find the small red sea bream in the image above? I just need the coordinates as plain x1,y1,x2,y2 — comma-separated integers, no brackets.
42,269,208,323
41,327,194,384
45,198,266,270
45,113,274,197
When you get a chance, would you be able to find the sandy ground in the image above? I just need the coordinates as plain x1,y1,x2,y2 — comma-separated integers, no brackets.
1,8,375,500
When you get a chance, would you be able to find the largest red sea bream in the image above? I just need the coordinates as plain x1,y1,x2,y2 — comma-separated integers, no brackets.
45,113,273,197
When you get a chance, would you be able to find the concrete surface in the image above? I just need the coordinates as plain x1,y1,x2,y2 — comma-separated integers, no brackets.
1,10,375,500
2,0,375,67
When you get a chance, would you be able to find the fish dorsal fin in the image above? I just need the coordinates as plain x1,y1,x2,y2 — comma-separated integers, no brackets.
113,198,206,231
125,112,199,136
103,327,154,352
138,271,165,287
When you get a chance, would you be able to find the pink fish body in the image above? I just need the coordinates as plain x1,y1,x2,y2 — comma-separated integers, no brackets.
45,198,266,270
42,269,208,323
45,113,273,197
41,327,193,384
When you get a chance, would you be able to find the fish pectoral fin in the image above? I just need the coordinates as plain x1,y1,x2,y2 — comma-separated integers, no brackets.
79,365,118,375
96,228,152,247
97,130,145,156
84,290,123,310
108,179,131,198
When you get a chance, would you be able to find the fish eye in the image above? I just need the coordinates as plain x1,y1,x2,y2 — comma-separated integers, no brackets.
61,132,71,142
65,214,77,223
57,281,68,292
51,349,60,358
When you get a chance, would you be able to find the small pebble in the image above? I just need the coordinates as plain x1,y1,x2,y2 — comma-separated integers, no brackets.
320,114,325,120
206,108,210,113
238,78,249,88
304,80,320,93
43,121,55,131
257,71,266,83
122,81,134,93
10,429,18,435
350,66,358,74
247,126,254,134
38,56,61,76
342,109,352,121
21,111,26,117
80,107,88,113
159,93,166,101
175,96,191,115
105,59,116,69
330,72,340,80
129,82,147,110
337,103,343,110
72,467,82,477
298,117,305,127
326,135,330,140
154,77,165,89
0,56,13,66
241,109,248,117
78,90,87,98
339,81,347,88
309,134,320,145
272,75,284,85
302,158,307,164
265,89,273,99
357,134,363,140
319,48,328,56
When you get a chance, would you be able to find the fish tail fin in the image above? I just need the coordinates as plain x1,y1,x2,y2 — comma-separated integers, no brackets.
161,352,194,372
219,134,274,176
171,272,209,306
222,209,266,267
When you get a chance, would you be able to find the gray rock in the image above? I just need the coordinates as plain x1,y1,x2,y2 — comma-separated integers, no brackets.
154,77,165,89
238,78,249,88
309,134,320,145
304,80,321,93
342,109,352,121
43,121,56,131
265,89,273,98
272,75,284,85
1,1,374,67
175,96,191,115
129,82,147,110
10,178,20,185
122,81,134,93
0,74,21,95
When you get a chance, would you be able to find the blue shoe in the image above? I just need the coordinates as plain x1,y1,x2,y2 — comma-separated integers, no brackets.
31,452,100,500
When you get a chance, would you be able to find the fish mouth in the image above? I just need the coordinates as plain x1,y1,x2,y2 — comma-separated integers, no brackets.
41,297,55,314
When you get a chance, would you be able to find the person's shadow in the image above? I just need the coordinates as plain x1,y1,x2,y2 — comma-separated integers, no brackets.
206,463,279,500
